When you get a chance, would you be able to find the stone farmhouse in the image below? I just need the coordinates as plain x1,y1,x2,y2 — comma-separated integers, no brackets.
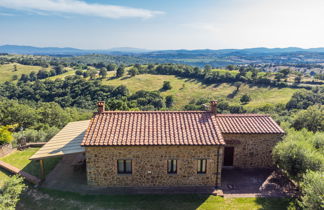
80,101,284,188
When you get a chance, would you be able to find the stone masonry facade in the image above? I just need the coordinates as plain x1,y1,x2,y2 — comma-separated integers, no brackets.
222,133,283,168
85,146,224,187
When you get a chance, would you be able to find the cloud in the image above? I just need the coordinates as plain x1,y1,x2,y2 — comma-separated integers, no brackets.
0,12,15,16
0,0,163,19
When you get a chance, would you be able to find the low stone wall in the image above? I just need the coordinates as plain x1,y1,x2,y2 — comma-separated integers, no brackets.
85,146,223,188
0,144,14,158
222,133,283,168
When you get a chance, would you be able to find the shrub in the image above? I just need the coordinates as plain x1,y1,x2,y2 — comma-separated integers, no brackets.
161,81,172,91
0,125,15,145
240,94,251,104
292,105,324,132
0,175,26,210
165,95,174,108
299,171,324,210
273,130,324,181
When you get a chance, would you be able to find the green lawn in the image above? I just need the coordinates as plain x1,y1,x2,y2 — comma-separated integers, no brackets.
0,148,60,186
17,188,296,210
103,74,298,109
0,63,51,82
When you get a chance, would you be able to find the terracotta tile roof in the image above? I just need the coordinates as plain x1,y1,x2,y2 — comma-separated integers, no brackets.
215,114,285,134
81,111,225,146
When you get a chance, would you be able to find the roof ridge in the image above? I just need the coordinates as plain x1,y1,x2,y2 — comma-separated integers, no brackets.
99,111,211,114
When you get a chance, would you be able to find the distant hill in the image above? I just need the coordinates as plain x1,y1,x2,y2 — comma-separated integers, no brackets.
0,45,151,55
2,45,324,66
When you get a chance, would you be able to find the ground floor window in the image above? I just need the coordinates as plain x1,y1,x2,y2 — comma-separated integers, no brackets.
117,159,132,174
197,159,207,174
167,160,177,174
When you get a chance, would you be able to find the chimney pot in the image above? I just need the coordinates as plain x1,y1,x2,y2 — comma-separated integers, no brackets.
210,101,217,114
97,101,105,113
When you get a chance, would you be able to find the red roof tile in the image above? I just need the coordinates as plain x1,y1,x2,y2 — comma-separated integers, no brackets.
81,111,225,146
215,114,285,134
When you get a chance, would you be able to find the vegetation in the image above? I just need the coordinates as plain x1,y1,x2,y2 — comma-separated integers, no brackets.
0,148,60,185
291,105,324,132
0,175,26,210
0,125,15,145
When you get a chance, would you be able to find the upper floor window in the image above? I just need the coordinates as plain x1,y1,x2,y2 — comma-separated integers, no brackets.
117,159,132,174
197,159,207,174
167,159,177,174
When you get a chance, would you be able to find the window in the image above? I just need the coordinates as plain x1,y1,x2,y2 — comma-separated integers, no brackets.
197,159,207,174
167,160,177,174
117,160,132,174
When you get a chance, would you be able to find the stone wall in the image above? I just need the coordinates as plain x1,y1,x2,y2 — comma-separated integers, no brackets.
0,144,13,158
222,133,283,168
85,146,223,187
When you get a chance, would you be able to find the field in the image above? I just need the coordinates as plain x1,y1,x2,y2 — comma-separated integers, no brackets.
0,63,50,82
103,74,298,109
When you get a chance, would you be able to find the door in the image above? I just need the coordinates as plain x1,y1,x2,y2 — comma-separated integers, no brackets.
223,147,234,166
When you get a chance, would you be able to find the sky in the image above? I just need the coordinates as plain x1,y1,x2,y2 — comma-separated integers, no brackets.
0,0,323,50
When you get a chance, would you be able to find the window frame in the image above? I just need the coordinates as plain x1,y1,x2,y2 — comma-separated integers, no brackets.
197,159,207,174
167,159,177,174
117,159,132,174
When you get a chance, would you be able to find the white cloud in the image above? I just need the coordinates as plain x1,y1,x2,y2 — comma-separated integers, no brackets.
0,0,163,19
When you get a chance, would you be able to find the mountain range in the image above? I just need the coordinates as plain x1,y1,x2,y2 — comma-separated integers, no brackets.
2,45,324,56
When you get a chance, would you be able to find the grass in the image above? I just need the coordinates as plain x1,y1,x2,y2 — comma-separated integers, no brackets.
103,74,298,109
0,63,51,82
0,148,60,186
17,188,296,210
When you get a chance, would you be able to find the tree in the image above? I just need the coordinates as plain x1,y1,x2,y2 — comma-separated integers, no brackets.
292,105,324,132
99,68,108,79
299,171,324,210
204,64,212,74
89,69,97,80
29,71,37,81
19,74,29,83
75,70,83,76
161,81,172,91
0,175,26,210
240,94,251,104
116,65,125,78
54,65,64,75
226,65,235,70
234,82,242,91
128,67,139,77
0,125,15,145
107,63,117,71
294,75,302,84
273,130,324,181
165,95,174,108
275,73,284,82
12,65,17,72
279,68,290,78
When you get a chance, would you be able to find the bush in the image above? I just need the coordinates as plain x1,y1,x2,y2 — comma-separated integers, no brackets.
0,175,26,210
273,130,324,181
161,81,172,91
0,125,15,145
292,105,324,132
240,94,251,104
299,171,324,210
13,126,59,143
165,95,174,108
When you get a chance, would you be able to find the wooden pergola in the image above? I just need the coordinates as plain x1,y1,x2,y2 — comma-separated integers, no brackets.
29,120,90,179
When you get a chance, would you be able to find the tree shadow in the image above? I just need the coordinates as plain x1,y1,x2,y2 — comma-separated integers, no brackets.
254,197,297,210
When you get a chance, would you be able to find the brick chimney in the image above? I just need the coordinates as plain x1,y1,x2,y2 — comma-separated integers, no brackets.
210,101,217,114
97,101,105,113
